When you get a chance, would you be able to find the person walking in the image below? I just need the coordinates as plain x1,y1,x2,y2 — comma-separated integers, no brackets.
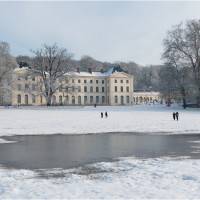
173,112,176,120
105,111,108,118
101,112,103,118
175,112,179,121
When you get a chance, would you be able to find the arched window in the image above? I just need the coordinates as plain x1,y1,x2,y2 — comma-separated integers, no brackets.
64,95,69,104
72,96,75,104
59,95,63,105
78,96,81,104
40,96,43,104
102,96,105,104
126,96,130,104
32,94,36,104
25,95,28,105
17,94,21,104
121,96,124,104
115,96,118,103
52,95,56,104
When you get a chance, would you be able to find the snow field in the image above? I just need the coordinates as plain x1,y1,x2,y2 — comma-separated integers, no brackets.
0,105,200,137
0,157,200,199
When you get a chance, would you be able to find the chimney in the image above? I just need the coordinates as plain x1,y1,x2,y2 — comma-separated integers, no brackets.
77,68,80,73
88,68,92,74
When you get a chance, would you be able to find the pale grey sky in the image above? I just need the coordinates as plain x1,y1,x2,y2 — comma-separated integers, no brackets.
0,1,200,65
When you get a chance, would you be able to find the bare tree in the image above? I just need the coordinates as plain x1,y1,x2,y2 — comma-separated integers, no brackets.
32,43,72,106
0,41,17,105
162,19,200,106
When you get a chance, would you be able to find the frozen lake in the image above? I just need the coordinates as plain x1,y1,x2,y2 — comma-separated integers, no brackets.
1,133,200,169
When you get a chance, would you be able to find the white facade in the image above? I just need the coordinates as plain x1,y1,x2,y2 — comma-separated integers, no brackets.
11,67,134,106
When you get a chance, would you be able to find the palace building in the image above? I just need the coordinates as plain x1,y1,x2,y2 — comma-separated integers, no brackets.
11,66,134,106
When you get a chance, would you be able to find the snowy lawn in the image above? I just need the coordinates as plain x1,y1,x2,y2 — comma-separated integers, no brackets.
0,104,200,137
0,156,200,199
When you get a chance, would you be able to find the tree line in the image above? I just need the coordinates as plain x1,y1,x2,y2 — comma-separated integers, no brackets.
0,19,200,106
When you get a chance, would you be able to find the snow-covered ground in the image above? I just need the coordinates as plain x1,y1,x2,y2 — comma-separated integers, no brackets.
1,105,200,198
0,156,200,199
0,104,200,137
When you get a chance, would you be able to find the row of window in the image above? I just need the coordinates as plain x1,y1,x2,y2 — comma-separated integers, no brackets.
17,77,130,85
18,77,36,81
17,94,131,105
52,95,106,104
67,79,105,84
115,86,129,92
114,79,129,84
17,84,36,91
115,96,130,104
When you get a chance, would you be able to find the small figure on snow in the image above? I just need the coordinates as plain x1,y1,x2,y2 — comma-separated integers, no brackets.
173,112,176,120
105,111,108,118
175,112,179,121
101,112,103,118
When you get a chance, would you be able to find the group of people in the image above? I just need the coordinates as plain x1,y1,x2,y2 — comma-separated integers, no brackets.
101,112,108,118
173,112,179,121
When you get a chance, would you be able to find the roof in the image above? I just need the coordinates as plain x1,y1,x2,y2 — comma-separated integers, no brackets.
65,66,127,77
14,66,129,78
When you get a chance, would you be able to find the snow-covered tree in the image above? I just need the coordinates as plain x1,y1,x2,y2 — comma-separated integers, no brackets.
32,43,72,106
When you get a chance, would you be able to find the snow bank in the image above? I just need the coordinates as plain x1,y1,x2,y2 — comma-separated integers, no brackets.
0,157,200,198
0,105,200,137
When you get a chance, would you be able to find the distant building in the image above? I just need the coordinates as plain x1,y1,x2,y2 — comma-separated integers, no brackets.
11,66,134,106
133,90,161,104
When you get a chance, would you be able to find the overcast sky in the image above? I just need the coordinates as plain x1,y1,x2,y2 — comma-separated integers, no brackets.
0,1,200,65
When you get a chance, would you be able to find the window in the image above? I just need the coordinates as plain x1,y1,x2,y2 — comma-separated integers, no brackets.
17,77,21,81
96,87,99,93
25,84,29,90
84,86,87,92
32,94,36,103
52,96,56,104
90,96,93,103
32,84,36,91
96,80,98,84
32,77,35,81
59,96,63,105
59,87,62,92
126,80,129,83
65,96,69,104
84,96,87,104
40,96,43,104
102,80,104,84
102,96,105,104
120,80,123,83
90,87,93,93
96,96,99,103
115,86,117,92
72,86,75,92
78,79,81,83
102,87,104,92
72,96,75,104
25,95,29,105
78,96,81,104
25,76,28,81
126,96,130,104
84,80,87,83
126,86,129,92
72,79,74,83
17,84,21,91
115,96,118,103
115,79,117,83
66,79,69,84
121,86,123,92
121,96,124,104
90,80,93,84
17,94,21,104
78,86,81,92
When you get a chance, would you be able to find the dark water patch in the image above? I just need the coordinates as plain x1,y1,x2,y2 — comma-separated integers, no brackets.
0,133,200,170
